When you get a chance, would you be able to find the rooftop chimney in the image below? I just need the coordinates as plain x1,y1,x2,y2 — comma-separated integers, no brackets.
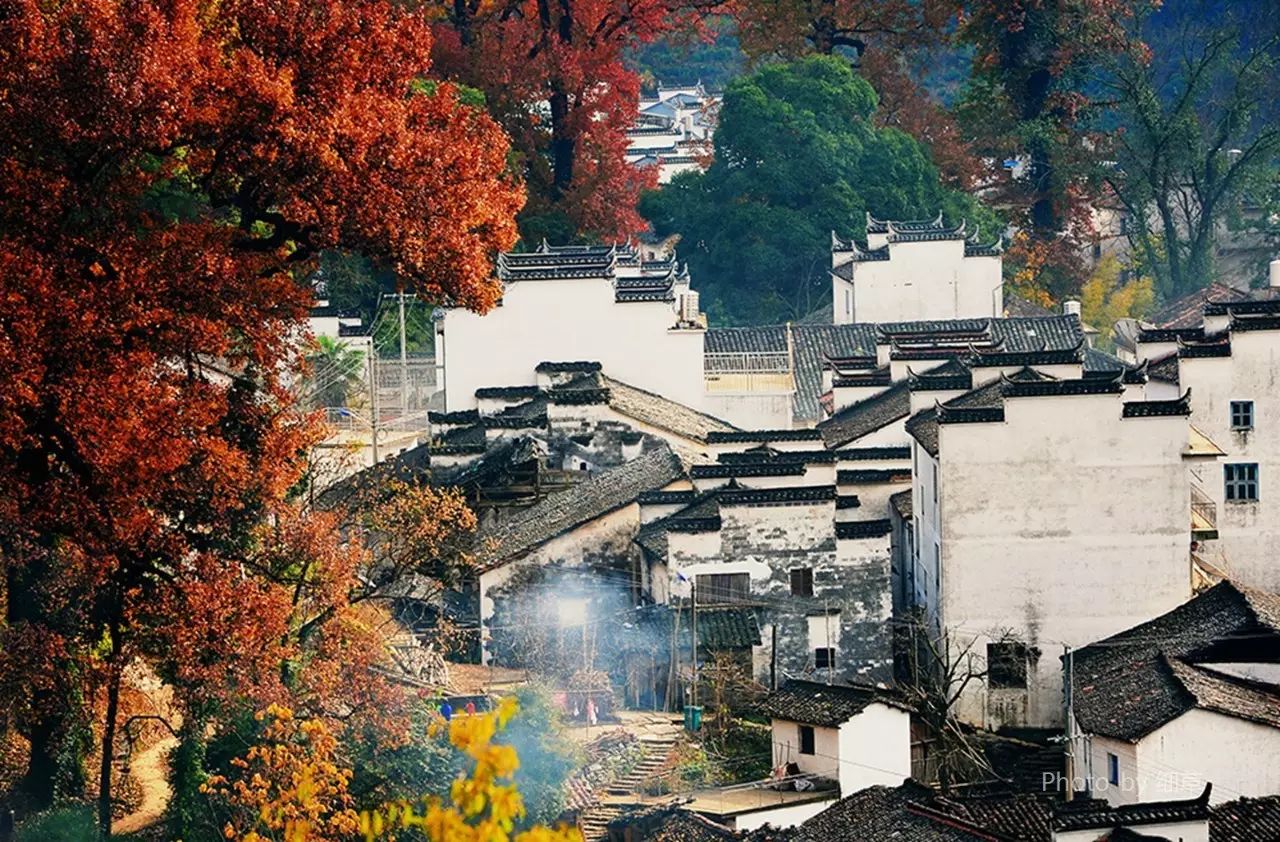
1063,300,1082,317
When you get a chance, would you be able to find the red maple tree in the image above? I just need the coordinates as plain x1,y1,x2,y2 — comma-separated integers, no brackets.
431,0,721,243
0,0,520,831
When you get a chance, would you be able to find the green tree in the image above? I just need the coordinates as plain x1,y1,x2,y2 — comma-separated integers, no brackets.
306,335,366,410
640,55,1000,324
1099,0,1280,299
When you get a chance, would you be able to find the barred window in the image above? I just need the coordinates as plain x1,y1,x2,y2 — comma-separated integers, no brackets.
1225,463,1260,502
790,567,814,597
1230,400,1254,430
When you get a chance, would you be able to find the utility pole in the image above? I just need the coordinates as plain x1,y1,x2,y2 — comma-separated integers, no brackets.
397,292,409,421
825,599,833,685
690,580,699,708
1064,644,1076,801
366,344,379,465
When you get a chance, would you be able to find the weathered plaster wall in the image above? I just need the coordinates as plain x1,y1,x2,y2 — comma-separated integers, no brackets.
933,393,1192,728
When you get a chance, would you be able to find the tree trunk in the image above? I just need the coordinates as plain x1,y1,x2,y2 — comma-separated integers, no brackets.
549,89,575,199
97,634,124,842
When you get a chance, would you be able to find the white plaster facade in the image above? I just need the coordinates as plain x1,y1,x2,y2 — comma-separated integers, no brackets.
1076,708,1280,807
915,391,1194,728
770,702,911,796
1173,327,1280,590
437,255,706,412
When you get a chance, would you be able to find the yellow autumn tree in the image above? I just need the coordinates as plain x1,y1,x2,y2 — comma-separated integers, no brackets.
1081,256,1155,348
208,699,582,842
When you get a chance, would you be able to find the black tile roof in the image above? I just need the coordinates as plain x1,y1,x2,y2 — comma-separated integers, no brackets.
602,376,739,443
476,446,685,569
717,485,836,506
429,409,480,425
607,804,739,842
694,606,763,649
758,678,910,727
837,469,911,484
690,462,807,479
864,211,946,235
1121,390,1192,417
429,422,488,454
1071,581,1280,741
536,360,603,373
890,488,912,519
836,494,861,509
1178,338,1231,358
1231,314,1280,332
718,448,838,465
497,250,615,281
1211,795,1280,842
836,446,912,460
707,428,824,443
887,221,969,243
1203,297,1280,316
967,345,1084,368
706,318,1083,424
817,380,911,448
833,367,893,388
1050,785,1211,832
1148,352,1179,384
909,359,974,392
789,783,1005,842
1000,375,1124,399
475,385,543,400
1137,326,1205,343
836,519,893,539
637,490,698,505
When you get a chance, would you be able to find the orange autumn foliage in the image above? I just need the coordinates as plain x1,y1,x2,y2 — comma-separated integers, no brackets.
211,700,582,842
0,0,519,808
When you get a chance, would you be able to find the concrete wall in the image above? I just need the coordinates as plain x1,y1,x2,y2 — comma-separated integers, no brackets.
931,393,1192,728
730,798,837,832
1179,329,1280,590
439,275,706,411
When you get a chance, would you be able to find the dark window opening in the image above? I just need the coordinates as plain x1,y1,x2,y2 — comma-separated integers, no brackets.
1107,752,1120,786
790,567,814,597
1225,463,1260,502
987,641,1031,689
799,725,815,756
1231,400,1254,430
814,647,836,671
695,572,750,605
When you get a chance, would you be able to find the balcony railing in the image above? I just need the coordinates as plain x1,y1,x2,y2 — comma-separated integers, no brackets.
704,352,794,393
1191,483,1217,536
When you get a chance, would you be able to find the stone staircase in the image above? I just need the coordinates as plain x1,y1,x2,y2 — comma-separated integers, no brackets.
605,734,678,797
579,728,683,841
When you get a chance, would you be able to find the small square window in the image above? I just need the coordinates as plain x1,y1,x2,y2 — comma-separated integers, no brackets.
988,641,1031,689
790,568,814,597
799,725,815,755
1231,400,1254,430
1107,752,1120,786
1225,463,1260,502
814,647,836,670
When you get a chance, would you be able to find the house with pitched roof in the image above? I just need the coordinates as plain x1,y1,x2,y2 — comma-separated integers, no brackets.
436,241,708,413
904,355,1205,730
830,214,1005,325
1069,581,1280,806
1131,299,1280,591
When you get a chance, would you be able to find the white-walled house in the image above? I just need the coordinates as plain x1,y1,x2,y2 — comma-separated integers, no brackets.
1132,302,1280,592
1050,787,1213,842
905,365,1199,729
436,242,707,413
751,678,911,829
1071,580,1280,807
830,215,1004,325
